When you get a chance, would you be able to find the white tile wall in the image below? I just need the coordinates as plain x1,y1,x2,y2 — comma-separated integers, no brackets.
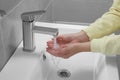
0,0,21,13
53,0,113,23
0,0,53,71
0,19,6,71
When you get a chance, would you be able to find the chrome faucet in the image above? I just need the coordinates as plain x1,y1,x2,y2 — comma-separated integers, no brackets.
21,10,58,51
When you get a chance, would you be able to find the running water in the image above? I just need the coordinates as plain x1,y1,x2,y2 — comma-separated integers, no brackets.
54,36,60,49
48,36,71,80
52,36,61,69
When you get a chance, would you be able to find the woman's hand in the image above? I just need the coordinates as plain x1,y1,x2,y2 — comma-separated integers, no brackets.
47,39,90,59
56,31,89,45
46,31,90,59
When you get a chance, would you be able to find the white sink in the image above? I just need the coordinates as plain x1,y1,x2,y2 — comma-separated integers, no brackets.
0,22,119,80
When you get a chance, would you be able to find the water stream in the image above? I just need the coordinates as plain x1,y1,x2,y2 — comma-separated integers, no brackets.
53,37,59,49
51,37,71,80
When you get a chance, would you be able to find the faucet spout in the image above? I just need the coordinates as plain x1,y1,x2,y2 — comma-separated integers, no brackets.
21,10,58,52
33,25,58,36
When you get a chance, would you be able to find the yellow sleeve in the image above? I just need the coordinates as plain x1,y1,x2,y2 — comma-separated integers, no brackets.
83,0,120,54
91,35,120,55
83,0,120,40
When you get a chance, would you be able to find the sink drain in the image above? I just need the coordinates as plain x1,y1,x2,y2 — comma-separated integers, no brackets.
57,69,71,78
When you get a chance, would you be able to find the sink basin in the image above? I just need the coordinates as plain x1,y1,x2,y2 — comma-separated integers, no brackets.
0,22,119,80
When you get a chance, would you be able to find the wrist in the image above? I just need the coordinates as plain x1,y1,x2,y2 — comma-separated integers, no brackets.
76,42,91,52
77,30,90,42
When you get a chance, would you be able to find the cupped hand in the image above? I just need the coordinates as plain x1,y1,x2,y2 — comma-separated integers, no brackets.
47,40,80,59
46,31,90,59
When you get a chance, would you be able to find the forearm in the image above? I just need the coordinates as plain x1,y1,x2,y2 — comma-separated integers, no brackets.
83,0,120,40
91,35,120,55
84,13,120,40
76,35,120,55
76,42,91,52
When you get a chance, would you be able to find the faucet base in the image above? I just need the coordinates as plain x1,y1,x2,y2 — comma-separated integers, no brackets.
23,47,36,52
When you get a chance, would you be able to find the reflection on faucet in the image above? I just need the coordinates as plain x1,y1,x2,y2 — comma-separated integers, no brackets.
21,10,58,51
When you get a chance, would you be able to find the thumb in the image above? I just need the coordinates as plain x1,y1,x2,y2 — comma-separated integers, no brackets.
56,35,64,43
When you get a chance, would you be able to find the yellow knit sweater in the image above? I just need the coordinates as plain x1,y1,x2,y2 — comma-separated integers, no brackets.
83,0,120,55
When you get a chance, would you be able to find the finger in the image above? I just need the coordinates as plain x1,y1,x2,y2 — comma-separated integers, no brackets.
47,49,57,57
60,45,74,59
62,52,74,59
47,40,54,45
47,40,54,44
47,48,61,57
56,36,64,44
47,42,54,48
57,35,73,44
57,36,63,40
60,44,67,48
47,41,54,45
46,45,53,50
62,48,73,59
62,44,79,59
71,40,78,43
47,47,66,57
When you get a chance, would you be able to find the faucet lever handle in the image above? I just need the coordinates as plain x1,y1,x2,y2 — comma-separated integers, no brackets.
21,10,46,22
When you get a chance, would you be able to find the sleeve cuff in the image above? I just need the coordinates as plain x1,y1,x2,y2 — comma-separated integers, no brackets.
91,38,104,53
91,35,120,55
